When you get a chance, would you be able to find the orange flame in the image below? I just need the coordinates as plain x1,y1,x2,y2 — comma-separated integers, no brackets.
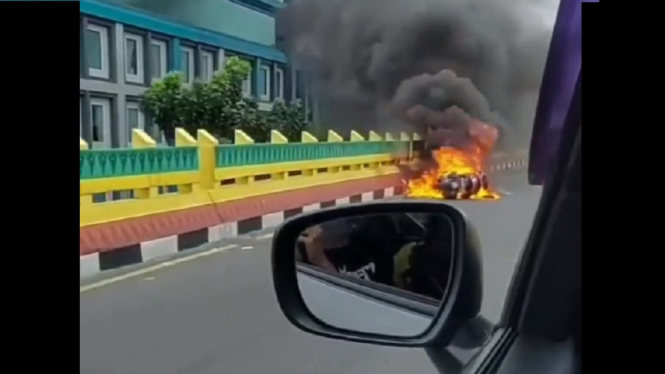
404,119,501,200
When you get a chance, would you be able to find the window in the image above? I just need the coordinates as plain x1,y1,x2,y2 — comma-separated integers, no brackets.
80,97,83,137
124,33,144,83
242,69,252,98
150,40,167,81
275,67,284,100
180,46,195,84
90,98,111,149
126,102,144,131
86,24,109,79
259,65,270,101
201,50,215,82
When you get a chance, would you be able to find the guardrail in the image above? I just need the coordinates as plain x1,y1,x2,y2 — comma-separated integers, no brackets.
80,128,414,228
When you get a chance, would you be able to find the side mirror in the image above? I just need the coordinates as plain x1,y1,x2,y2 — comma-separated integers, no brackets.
271,200,484,347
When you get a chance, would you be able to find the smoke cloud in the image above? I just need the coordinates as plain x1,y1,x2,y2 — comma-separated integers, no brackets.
277,0,558,150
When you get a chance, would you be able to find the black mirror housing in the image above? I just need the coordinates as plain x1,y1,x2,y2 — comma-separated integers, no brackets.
271,200,483,348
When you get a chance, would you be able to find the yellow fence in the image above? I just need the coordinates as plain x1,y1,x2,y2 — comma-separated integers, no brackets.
80,128,408,228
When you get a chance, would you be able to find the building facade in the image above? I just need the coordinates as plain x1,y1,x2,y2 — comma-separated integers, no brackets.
80,0,306,148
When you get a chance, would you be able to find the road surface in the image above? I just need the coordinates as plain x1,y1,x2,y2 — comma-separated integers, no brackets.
80,171,542,374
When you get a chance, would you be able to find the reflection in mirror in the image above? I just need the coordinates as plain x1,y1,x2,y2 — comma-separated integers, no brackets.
295,211,455,337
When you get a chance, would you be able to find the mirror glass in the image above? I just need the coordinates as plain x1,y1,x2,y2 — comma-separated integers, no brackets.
295,211,455,337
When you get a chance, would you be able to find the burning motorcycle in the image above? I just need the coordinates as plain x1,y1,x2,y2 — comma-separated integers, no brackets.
402,106,501,200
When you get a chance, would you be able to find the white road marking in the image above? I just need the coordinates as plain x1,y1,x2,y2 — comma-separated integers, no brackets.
256,232,274,240
241,246,253,250
498,189,514,196
80,244,238,293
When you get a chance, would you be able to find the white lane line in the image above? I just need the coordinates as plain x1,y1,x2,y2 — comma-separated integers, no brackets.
241,246,253,250
80,244,239,293
256,232,274,240
498,189,514,196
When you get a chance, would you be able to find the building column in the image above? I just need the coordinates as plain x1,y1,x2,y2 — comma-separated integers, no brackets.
107,21,118,82
304,78,311,122
253,58,262,99
312,94,320,125
144,31,153,85
284,65,293,103
291,67,298,102
195,44,203,79
216,48,226,73
163,37,180,146
81,92,93,145
170,37,181,72
266,62,274,102
80,16,89,78
114,94,127,147
114,23,124,82
114,23,128,147
271,62,278,101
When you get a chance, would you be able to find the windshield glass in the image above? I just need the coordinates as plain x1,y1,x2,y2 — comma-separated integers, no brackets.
80,0,570,372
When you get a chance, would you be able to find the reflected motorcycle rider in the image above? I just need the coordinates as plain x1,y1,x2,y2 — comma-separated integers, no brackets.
297,214,453,300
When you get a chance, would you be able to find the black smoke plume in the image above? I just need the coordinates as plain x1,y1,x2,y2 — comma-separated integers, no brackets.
277,0,558,150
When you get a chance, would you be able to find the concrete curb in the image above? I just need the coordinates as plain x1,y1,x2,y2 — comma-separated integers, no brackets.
80,185,401,278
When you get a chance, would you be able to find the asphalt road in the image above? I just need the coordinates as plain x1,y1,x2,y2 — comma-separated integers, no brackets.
80,171,542,374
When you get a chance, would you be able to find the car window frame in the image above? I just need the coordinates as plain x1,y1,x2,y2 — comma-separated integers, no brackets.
499,72,581,337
